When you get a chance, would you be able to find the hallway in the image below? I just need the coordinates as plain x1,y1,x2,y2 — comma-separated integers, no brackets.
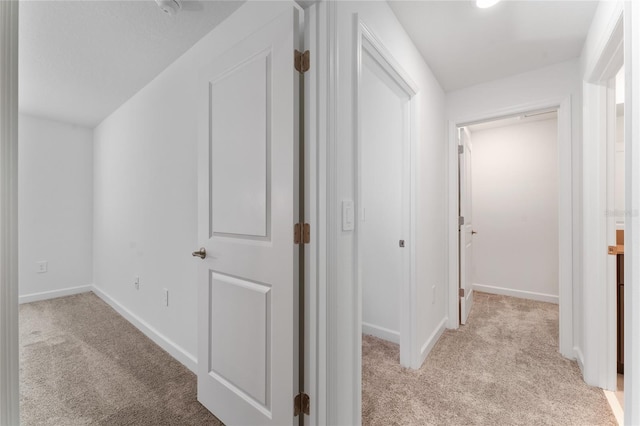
362,293,616,425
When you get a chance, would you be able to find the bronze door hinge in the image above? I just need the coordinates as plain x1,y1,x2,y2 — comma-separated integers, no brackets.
295,49,310,74
459,288,465,297
294,392,310,416
294,223,310,245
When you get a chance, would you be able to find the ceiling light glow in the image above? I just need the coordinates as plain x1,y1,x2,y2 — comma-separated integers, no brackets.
476,0,501,8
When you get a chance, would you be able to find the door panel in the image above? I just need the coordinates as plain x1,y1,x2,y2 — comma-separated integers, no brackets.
197,6,300,425
210,53,269,238
208,272,271,407
360,49,407,343
459,127,474,325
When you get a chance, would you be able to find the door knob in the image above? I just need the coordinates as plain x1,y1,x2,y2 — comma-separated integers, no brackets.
192,248,206,259
471,230,478,235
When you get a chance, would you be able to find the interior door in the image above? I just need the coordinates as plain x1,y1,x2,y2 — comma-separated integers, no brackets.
360,48,406,348
459,127,474,325
196,6,301,425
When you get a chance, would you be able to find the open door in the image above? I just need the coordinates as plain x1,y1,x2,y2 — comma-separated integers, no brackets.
195,5,302,425
459,127,474,325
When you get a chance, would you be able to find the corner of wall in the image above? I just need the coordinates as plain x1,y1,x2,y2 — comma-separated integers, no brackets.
574,346,585,374
416,316,447,369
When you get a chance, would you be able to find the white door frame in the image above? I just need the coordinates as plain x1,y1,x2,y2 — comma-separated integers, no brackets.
355,16,418,367
581,6,623,392
447,96,574,360
301,3,321,425
352,17,418,420
308,1,335,424
0,1,20,424
583,71,620,393
623,2,640,422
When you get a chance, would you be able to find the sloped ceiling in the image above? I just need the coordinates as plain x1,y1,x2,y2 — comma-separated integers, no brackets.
19,0,245,127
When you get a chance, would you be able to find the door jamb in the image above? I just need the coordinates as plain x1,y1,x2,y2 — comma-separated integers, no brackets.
581,5,623,392
0,1,20,424
353,15,419,425
447,96,574,361
302,3,319,426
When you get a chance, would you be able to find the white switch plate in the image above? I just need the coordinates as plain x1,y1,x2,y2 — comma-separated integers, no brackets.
163,288,169,307
342,200,354,231
36,261,48,274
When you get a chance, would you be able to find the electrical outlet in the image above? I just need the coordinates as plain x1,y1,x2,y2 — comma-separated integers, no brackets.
36,261,48,274
163,288,169,307
134,276,140,290
432,285,436,304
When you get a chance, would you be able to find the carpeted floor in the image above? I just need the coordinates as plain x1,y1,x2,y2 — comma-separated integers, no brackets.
21,291,618,425
362,292,617,426
20,292,223,426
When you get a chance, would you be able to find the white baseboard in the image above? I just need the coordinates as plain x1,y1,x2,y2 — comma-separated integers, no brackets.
574,346,585,373
362,322,400,344
91,285,197,373
19,284,92,304
417,317,447,368
473,283,559,304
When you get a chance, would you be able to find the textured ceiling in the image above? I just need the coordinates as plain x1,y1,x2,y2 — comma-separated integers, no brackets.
19,0,245,127
389,0,599,92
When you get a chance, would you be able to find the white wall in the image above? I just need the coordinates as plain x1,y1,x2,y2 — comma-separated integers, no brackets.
470,118,559,303
18,114,93,302
93,2,292,371
320,2,447,423
446,60,582,361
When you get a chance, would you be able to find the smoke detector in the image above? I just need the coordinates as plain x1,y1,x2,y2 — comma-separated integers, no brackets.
155,0,182,16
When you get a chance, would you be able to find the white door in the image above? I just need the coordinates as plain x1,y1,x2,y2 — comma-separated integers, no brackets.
459,127,474,325
196,6,301,425
360,48,407,346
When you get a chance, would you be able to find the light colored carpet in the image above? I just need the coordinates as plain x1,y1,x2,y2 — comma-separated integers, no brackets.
362,292,617,426
20,292,223,426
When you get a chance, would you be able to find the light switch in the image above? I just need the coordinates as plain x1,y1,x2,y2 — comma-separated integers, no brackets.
342,200,354,231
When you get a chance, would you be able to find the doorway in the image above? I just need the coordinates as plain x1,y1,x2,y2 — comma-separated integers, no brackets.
448,97,573,358
607,64,625,417
356,23,416,369
456,109,560,326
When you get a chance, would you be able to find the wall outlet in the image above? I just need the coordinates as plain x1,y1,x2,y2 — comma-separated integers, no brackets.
134,276,140,290
36,261,48,274
163,288,169,307
432,285,436,304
